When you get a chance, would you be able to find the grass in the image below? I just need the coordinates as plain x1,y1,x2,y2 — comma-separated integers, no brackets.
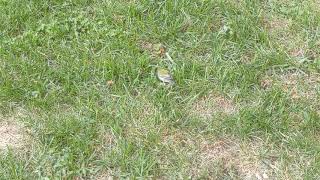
0,0,319,179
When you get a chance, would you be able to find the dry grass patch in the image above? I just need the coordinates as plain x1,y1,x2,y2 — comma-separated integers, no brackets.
0,114,29,152
160,130,315,179
278,72,320,100
90,170,114,180
277,72,319,100
160,132,278,179
137,40,166,58
194,136,317,179
261,71,320,100
96,126,117,153
264,12,320,60
120,96,162,143
263,15,313,59
194,137,278,179
264,16,292,33
191,93,237,119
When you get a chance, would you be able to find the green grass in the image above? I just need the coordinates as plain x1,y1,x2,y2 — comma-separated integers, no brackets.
0,0,319,179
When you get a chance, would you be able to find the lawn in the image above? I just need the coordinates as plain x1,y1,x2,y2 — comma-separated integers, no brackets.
0,0,320,179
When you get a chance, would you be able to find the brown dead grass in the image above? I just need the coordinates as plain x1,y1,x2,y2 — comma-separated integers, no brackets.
260,78,274,90
0,108,30,151
92,170,114,180
138,40,166,58
161,130,313,179
96,127,116,154
160,131,277,179
263,16,292,33
264,14,320,60
0,114,28,151
263,15,313,60
277,72,319,100
194,137,274,179
123,96,158,131
260,71,320,100
191,93,237,119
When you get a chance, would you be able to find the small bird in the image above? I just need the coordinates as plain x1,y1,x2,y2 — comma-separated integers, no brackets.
156,68,175,85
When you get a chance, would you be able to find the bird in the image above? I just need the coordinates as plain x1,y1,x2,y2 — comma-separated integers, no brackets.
156,67,175,85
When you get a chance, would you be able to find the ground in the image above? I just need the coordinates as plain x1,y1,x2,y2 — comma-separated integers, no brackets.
0,0,319,179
